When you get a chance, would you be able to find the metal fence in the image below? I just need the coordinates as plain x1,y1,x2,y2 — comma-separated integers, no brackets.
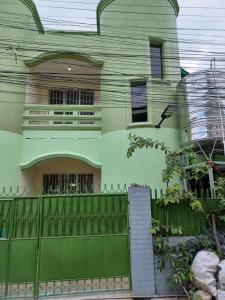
0,193,130,298
0,187,221,298
151,189,219,236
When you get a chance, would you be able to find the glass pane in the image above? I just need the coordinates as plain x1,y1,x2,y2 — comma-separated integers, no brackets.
151,46,163,78
49,90,64,105
131,83,148,123
65,90,79,105
80,89,95,105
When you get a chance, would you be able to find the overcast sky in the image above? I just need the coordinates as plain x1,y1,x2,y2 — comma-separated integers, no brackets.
33,0,225,72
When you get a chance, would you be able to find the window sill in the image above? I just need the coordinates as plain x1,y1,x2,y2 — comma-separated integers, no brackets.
150,78,171,85
127,122,155,129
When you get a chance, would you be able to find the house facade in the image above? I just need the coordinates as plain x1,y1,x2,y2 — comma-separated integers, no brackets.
0,0,181,194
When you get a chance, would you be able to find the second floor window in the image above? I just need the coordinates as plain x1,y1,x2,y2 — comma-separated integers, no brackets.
131,82,148,123
150,44,163,78
49,89,95,105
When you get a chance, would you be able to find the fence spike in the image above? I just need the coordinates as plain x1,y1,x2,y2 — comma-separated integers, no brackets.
110,184,114,193
16,186,19,194
97,184,100,193
9,186,13,196
0,187,5,197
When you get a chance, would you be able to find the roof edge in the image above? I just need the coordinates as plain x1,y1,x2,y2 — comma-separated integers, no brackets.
97,0,179,33
19,0,44,34
46,30,98,35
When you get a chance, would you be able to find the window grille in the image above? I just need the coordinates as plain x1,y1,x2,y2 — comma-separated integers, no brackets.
49,89,96,125
43,173,94,194
49,90,64,105
49,89,95,105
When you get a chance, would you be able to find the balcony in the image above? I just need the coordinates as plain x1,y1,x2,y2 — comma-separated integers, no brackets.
22,104,102,130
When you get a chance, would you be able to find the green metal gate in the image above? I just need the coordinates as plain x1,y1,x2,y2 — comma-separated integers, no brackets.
0,193,130,298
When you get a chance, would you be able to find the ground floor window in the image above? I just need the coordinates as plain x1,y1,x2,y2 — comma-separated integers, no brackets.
43,173,93,194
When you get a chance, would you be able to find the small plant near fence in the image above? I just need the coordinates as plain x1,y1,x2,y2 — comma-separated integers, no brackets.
127,134,225,297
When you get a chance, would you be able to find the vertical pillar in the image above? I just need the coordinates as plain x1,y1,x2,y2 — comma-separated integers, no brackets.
208,167,215,198
128,186,155,297
208,167,215,189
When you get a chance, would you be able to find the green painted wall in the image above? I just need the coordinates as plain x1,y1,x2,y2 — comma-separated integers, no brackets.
0,0,37,134
0,131,22,188
0,0,182,191
21,130,102,169
101,128,180,190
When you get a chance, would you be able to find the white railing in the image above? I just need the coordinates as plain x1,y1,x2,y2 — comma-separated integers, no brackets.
23,104,102,130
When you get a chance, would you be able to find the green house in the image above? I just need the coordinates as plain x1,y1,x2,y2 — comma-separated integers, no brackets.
0,0,182,194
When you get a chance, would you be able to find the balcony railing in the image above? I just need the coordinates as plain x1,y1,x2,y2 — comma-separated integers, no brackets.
23,104,102,130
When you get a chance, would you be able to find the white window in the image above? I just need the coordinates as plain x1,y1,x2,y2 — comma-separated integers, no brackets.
49,89,96,125
49,89,95,105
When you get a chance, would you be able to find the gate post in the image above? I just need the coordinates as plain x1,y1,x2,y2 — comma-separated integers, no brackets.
34,195,43,299
128,186,155,297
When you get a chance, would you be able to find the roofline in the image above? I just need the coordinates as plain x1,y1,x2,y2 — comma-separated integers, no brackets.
19,0,44,33
46,30,98,35
96,0,179,33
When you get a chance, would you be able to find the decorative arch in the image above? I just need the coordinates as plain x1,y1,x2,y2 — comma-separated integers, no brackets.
20,152,102,170
97,0,179,33
25,51,104,68
19,0,44,33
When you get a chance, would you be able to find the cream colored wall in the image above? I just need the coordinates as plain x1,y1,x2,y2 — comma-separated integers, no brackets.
26,59,101,105
20,158,101,195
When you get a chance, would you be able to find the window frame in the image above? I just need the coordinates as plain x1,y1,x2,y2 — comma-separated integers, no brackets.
48,89,96,125
150,41,164,79
48,89,96,106
130,81,148,123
